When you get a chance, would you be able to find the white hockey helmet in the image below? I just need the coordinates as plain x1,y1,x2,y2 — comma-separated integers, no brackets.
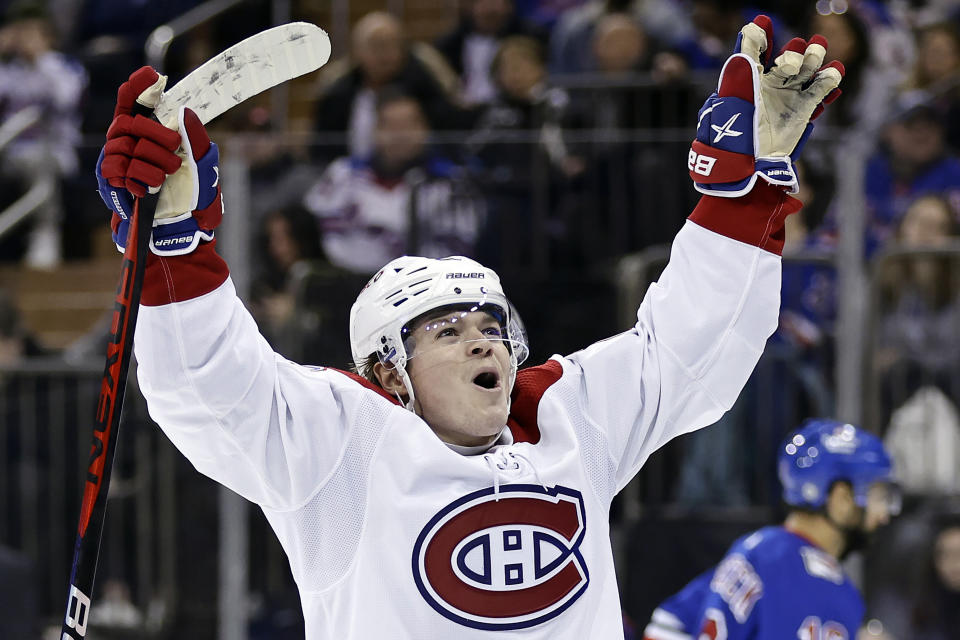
349,255,528,407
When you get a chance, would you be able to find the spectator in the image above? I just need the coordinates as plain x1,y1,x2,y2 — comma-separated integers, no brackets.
468,36,581,183
249,203,359,366
223,105,319,218
465,35,582,269
304,90,484,275
564,13,698,255
0,0,86,267
905,21,960,92
862,497,960,640
875,197,960,491
864,100,960,255
910,513,960,639
874,194,960,415
590,11,649,73
313,11,467,162
770,159,838,414
549,0,632,74
577,13,695,127
250,204,329,361
884,385,960,495
549,0,694,75
876,195,960,373
903,22,960,151
0,286,53,616
435,0,546,105
667,0,757,71
806,6,899,133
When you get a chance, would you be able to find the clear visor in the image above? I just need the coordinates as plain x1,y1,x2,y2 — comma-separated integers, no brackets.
379,302,529,370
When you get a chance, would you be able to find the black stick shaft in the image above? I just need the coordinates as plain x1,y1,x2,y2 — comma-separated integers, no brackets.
60,187,157,639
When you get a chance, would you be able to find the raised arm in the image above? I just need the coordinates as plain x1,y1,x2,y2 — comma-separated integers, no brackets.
554,16,844,493
95,68,362,509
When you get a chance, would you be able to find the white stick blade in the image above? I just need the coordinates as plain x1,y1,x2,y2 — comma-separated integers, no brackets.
154,22,331,128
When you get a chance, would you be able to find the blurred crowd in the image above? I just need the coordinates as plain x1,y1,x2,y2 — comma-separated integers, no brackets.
0,0,959,638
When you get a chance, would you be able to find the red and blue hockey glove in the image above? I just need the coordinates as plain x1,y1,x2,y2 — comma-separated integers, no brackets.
688,15,844,198
96,66,223,256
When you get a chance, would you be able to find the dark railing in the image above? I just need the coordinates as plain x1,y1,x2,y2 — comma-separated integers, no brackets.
5,117,958,636
0,361,177,637
1,248,957,636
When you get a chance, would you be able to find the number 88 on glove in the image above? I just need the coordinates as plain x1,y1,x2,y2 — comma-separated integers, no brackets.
689,15,844,198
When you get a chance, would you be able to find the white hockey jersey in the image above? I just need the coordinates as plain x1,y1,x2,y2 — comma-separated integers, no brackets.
134,184,798,638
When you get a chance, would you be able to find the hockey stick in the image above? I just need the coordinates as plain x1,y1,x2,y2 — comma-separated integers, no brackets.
61,22,330,639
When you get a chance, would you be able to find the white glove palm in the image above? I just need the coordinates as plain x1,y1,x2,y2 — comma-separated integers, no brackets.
689,15,845,198
738,21,843,158
101,66,223,256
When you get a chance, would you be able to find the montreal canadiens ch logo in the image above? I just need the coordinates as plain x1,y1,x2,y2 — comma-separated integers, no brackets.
412,484,589,631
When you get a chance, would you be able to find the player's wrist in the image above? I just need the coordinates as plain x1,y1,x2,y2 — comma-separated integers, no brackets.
100,101,223,257
754,157,799,192
149,216,216,256
141,241,229,306
688,151,798,199
690,180,802,255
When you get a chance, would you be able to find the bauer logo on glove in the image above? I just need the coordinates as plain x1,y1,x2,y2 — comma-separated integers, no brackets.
146,105,223,256
689,15,844,198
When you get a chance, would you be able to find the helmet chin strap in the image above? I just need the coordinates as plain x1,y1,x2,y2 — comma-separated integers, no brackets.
397,365,417,412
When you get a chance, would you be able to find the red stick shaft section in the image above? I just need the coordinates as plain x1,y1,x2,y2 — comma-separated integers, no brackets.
62,191,156,639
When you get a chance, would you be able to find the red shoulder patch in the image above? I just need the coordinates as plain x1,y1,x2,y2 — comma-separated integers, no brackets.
507,360,563,444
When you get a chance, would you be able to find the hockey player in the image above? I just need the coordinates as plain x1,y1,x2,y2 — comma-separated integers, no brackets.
94,15,843,639
642,419,899,640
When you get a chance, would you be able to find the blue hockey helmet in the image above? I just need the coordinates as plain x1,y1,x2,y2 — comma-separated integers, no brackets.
778,419,895,510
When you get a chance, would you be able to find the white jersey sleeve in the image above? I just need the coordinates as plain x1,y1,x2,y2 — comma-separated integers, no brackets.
555,183,797,493
127,180,801,638
134,276,384,510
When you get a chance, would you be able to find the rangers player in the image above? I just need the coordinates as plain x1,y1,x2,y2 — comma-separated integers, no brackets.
642,419,899,640
95,16,844,639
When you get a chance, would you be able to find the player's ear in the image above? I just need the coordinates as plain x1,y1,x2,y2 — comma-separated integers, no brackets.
373,361,409,401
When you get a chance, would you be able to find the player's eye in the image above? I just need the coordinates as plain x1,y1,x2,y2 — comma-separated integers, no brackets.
437,327,457,339
482,326,502,338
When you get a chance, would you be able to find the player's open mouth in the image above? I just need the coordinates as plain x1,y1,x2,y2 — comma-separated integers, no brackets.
472,371,500,390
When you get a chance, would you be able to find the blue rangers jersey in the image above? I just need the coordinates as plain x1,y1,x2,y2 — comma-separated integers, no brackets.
643,526,864,640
